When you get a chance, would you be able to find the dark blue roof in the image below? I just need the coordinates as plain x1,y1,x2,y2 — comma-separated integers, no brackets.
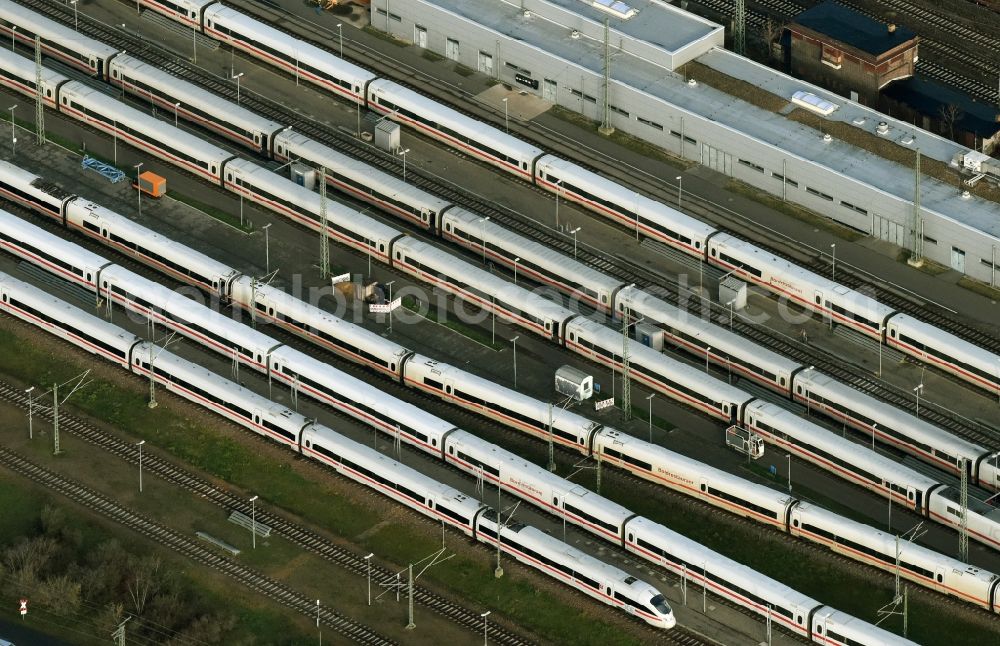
883,75,1000,138
793,1,917,56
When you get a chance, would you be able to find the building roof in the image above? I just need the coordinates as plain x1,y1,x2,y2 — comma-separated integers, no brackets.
883,75,1000,138
791,1,917,57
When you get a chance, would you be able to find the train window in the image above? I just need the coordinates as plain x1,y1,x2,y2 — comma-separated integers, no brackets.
907,490,914,500
700,483,706,492
87,273,92,282
254,134,260,144
695,241,701,249
890,329,896,338
627,533,633,542
793,519,799,527
780,377,786,386
46,89,51,98
112,70,118,78
445,223,451,232
1,294,5,302
431,438,437,447
601,294,608,304
796,616,802,625
937,573,943,582
815,295,821,304
817,626,823,634
211,166,217,174
305,440,311,448
445,385,452,394
710,248,717,257
553,497,557,505
379,244,385,252
227,173,232,181
796,386,802,394
569,332,576,341
395,251,401,260
390,363,396,372
448,446,454,455
61,97,67,105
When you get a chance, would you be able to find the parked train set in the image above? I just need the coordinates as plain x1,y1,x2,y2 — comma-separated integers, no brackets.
2,171,1000,614
3,0,992,399
0,270,680,631
0,2,995,494
0,29,999,552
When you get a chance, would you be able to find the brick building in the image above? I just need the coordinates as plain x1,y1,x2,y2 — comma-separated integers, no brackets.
789,1,918,104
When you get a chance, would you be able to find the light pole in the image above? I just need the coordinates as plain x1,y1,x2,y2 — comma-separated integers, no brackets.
261,223,272,274
502,97,509,133
570,226,581,259
231,72,244,104
705,346,711,372
913,383,923,416
364,553,374,606
481,611,490,646
173,101,181,127
336,23,343,56
134,163,143,218
400,147,410,182
11,25,15,52
386,280,396,333
675,175,683,207
8,104,16,158
136,440,146,493
478,216,490,264
136,0,140,14
878,322,884,376
646,393,655,443
512,256,520,284
786,454,792,493
25,386,34,439
511,336,519,388
872,423,878,451
71,0,79,31
726,299,735,331
249,494,259,549
830,243,836,280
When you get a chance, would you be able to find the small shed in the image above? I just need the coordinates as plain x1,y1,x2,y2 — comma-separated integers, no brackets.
555,365,593,402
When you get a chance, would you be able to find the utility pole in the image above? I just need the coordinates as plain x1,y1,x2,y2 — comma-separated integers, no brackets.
34,37,44,144
733,0,746,55
406,563,415,629
547,403,555,471
598,18,614,135
910,149,923,265
319,166,329,279
111,617,130,645
52,382,60,455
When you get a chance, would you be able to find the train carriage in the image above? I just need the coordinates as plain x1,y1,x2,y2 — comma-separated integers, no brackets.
707,233,894,339
230,277,413,379
792,368,997,488
203,4,375,104
886,313,1000,398
809,608,920,646
58,82,235,184
367,79,543,180
273,129,450,232
0,272,140,369
615,285,799,393
108,54,285,154
790,502,1000,610
592,428,796,530
0,158,73,221
224,158,402,263
0,48,67,110
533,156,715,256
928,487,1000,551
64,198,240,299
744,400,940,511
391,237,577,342
440,206,626,312
139,0,215,29
565,316,754,422
0,209,110,290
0,2,117,77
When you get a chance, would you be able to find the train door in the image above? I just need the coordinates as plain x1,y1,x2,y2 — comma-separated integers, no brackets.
252,411,262,428
933,566,946,589
813,290,824,312
91,57,101,78
442,377,455,399
911,487,922,512
551,490,564,513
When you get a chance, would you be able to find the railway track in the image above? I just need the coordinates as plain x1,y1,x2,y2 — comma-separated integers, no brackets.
18,1,998,448
0,381,543,646
0,442,395,645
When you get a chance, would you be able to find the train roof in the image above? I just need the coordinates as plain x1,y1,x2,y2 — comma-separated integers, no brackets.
710,233,894,317
275,130,451,214
109,54,283,136
934,486,1000,520
747,400,940,489
535,156,716,239
0,2,118,59
796,368,986,459
618,285,800,374
0,159,73,204
0,47,68,86
204,5,376,85
810,608,918,644
369,79,544,162
567,316,754,404
393,237,578,320
0,209,109,269
67,198,239,284
226,158,402,242
60,81,236,164
888,313,1000,377
443,207,625,294
269,345,459,436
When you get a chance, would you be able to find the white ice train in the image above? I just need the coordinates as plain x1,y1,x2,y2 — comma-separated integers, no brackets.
0,13,993,490
0,26,998,545
2,271,934,644
71,0,996,399
0,270,675,629
3,210,1000,618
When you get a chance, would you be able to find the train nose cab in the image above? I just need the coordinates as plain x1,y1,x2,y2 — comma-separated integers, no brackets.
648,593,676,629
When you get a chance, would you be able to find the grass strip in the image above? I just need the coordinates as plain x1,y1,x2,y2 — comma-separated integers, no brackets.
403,295,505,350
167,190,253,233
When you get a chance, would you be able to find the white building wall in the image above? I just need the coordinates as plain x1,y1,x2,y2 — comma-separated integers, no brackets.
372,0,1000,286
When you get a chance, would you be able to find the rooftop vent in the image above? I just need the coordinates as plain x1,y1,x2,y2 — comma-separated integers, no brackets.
588,0,638,20
876,121,889,136
523,9,530,17
962,190,971,199
888,23,896,33
823,133,832,143
571,29,581,39
687,78,697,87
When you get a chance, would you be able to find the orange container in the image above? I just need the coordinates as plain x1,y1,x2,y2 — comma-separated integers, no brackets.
135,171,166,198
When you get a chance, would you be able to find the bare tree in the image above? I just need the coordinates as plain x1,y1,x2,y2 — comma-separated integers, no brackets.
35,574,82,616
3,536,58,585
126,555,162,616
939,103,965,140
757,18,786,61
